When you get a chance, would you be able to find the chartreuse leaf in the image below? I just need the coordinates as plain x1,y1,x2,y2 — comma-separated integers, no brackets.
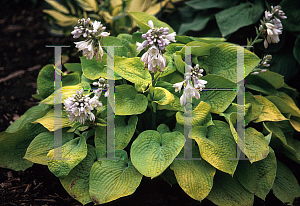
174,51,186,74
59,144,96,205
128,11,174,33
164,43,185,56
34,109,75,131
89,150,143,204
41,82,91,105
115,115,138,150
157,95,184,112
176,101,212,126
243,127,269,163
47,135,87,177
244,92,263,125
130,126,185,178
194,74,237,114
6,103,51,133
0,123,47,171
191,121,238,175
24,130,74,165
113,85,148,115
159,55,176,77
170,148,216,201
203,44,260,82
266,92,300,118
180,41,216,57
253,95,288,122
236,147,276,200
80,55,122,80
151,86,175,105
43,10,78,27
215,0,264,37
114,57,152,86
207,171,254,206
272,160,300,205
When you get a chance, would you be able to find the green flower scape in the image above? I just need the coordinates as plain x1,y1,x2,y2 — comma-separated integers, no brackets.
1,10,300,206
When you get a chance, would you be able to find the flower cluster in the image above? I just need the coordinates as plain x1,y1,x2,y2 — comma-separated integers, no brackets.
173,64,207,106
259,5,287,49
92,77,109,98
252,54,272,75
64,88,102,125
72,18,110,62
137,20,176,73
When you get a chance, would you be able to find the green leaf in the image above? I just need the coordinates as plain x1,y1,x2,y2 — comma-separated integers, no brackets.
235,147,276,200
174,51,185,74
33,109,75,131
24,130,74,165
294,36,300,65
180,41,217,57
178,14,210,35
115,116,138,150
170,154,216,201
253,95,288,122
244,92,264,125
47,135,87,177
80,54,122,80
281,0,300,34
102,36,128,57
6,103,51,133
114,85,148,115
207,171,254,206
114,57,152,86
257,70,285,89
37,65,55,99
203,44,261,82
75,0,98,12
43,10,78,27
0,123,47,171
194,74,237,114
191,121,238,175
215,0,264,37
186,0,239,10
151,87,175,105
59,144,96,205
159,71,184,84
159,167,177,186
128,11,174,33
45,0,70,14
245,74,279,95
272,160,300,205
64,63,82,75
160,55,176,77
41,82,91,105
89,150,143,204
130,128,185,178
176,101,211,126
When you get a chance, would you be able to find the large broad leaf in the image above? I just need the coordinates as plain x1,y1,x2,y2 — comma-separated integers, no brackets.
150,86,175,105
176,101,213,126
186,0,239,10
253,95,288,122
256,71,285,89
43,10,78,26
41,82,91,105
170,149,216,201
281,0,300,33
245,74,279,95
102,36,128,57
115,115,138,150
203,44,260,82
244,92,264,125
130,126,185,178
114,85,148,115
89,150,143,204
47,135,87,177
34,109,75,131
114,57,152,86
266,92,300,118
215,0,264,37
0,123,47,171
24,130,74,165
180,41,217,57
128,11,174,33
191,121,238,175
6,103,51,133
235,147,277,200
178,14,211,35
207,171,254,206
193,74,237,114
59,144,96,205
272,160,300,205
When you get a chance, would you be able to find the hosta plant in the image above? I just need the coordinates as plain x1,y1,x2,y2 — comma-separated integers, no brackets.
1,10,300,206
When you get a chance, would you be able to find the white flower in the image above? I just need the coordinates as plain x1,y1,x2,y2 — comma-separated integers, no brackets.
92,20,102,31
265,11,273,20
173,81,184,92
141,45,166,73
166,32,176,42
180,82,200,106
148,20,154,29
